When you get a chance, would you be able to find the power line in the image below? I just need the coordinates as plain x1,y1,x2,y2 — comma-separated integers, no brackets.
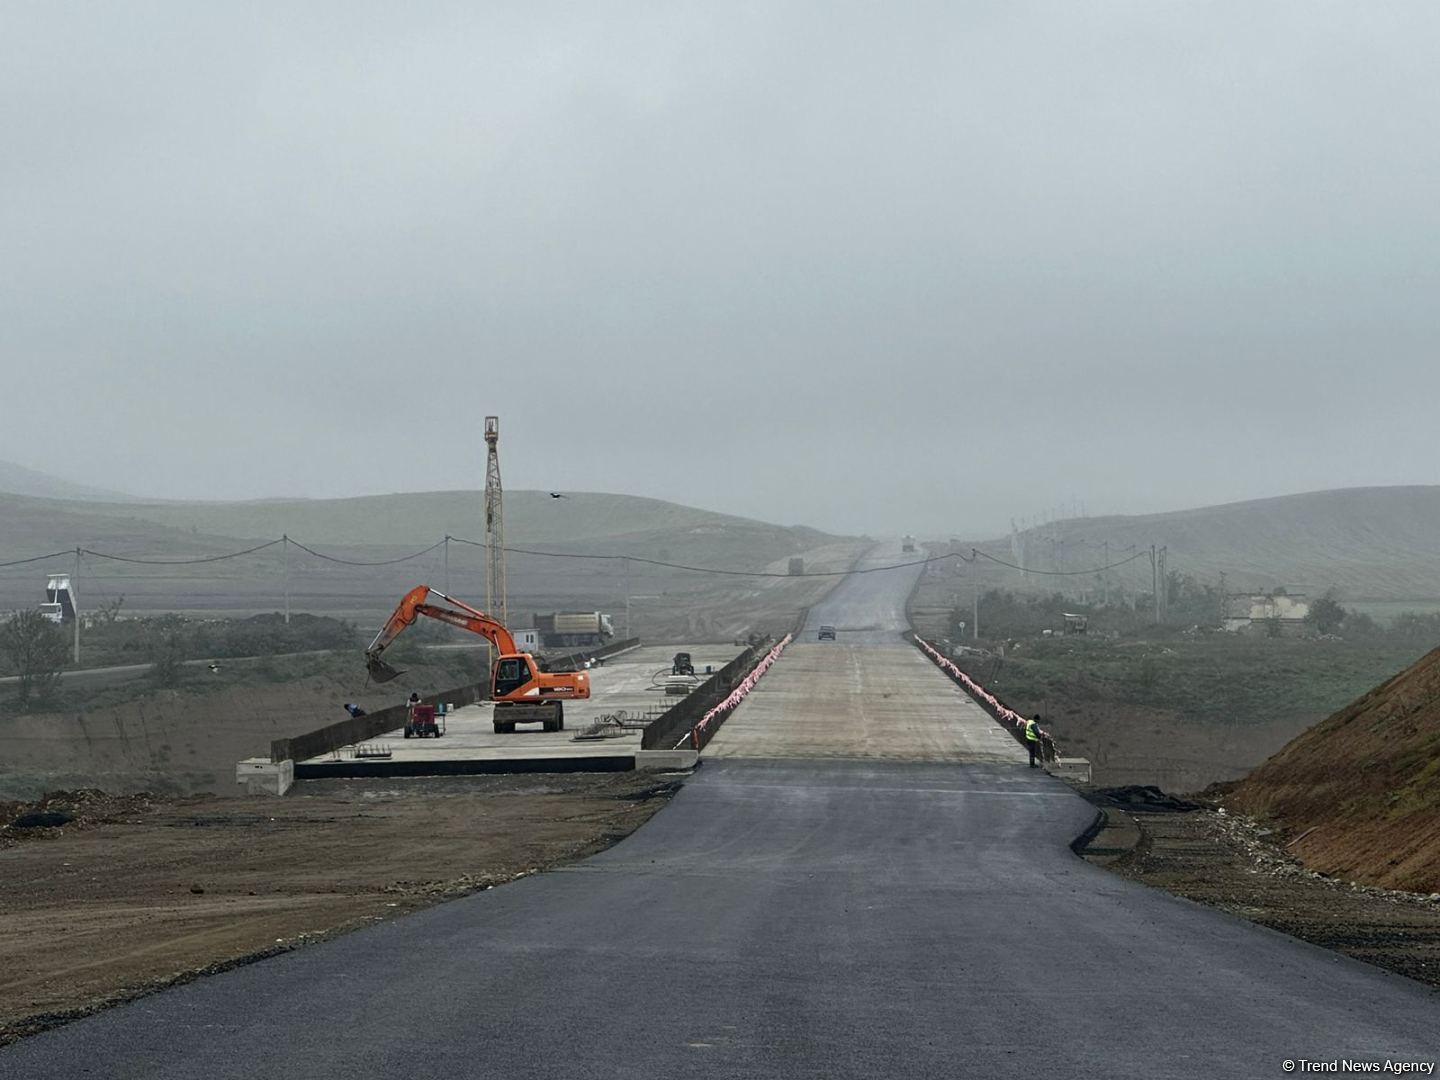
452,536,966,577
0,549,73,569
972,547,1151,576
79,539,285,565
287,538,447,566
5,535,969,581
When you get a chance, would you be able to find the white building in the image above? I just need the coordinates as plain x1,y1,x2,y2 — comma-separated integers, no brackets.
1222,592,1310,634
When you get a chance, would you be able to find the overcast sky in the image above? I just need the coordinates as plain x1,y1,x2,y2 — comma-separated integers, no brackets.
4,2,1438,537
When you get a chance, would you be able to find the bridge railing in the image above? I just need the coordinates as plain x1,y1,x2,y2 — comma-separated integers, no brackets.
910,634,1058,762
640,634,793,752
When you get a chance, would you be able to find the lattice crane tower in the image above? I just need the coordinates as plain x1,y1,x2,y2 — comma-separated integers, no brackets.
483,416,507,626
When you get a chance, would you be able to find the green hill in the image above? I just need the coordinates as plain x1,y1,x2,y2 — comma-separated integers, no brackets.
1,489,824,550
0,460,137,503
1003,486,1440,603
0,489,844,620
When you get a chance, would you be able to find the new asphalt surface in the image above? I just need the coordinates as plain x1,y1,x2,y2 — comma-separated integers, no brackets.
5,544,1435,1077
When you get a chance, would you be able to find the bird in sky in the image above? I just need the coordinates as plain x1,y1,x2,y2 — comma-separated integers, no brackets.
549,492,568,499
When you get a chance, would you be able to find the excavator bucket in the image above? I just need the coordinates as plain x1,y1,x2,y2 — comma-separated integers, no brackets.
366,657,406,684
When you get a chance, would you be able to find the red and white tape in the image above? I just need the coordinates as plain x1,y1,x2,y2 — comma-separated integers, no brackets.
678,633,794,750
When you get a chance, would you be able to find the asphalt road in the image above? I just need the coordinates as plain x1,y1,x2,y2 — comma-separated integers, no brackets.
5,759,1434,1078
5,543,1435,1077
798,540,921,643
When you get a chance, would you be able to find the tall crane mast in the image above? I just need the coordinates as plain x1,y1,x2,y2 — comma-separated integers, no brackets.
483,415,507,627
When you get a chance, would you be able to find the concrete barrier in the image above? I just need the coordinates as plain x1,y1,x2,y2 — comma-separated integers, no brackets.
1049,757,1093,784
270,682,485,764
236,757,294,796
640,642,765,751
635,749,699,771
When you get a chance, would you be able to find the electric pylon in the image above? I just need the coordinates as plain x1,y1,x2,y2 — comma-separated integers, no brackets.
483,416,507,626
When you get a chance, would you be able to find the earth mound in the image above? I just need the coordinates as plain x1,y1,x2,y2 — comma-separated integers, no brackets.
1228,645,1440,893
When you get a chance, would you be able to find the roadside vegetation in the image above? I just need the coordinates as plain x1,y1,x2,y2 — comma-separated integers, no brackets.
922,576,1440,789
0,608,472,716
957,634,1428,729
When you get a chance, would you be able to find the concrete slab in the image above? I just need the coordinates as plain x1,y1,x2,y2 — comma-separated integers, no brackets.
295,645,733,778
1048,756,1093,783
705,643,1029,764
235,757,294,795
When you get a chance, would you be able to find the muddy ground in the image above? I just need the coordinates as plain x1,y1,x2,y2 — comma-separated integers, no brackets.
1079,787,1440,989
0,774,678,1046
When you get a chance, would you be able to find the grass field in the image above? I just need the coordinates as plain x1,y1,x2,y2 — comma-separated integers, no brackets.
985,486,1440,602
953,635,1430,790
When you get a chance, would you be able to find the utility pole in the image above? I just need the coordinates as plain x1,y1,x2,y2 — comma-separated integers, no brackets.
971,549,980,641
282,534,290,625
623,557,632,639
73,547,81,664
1102,540,1110,607
1218,570,1227,629
1159,546,1169,623
1151,544,1160,624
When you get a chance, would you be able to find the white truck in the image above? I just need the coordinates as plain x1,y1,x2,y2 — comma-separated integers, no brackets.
40,572,76,624
533,611,615,649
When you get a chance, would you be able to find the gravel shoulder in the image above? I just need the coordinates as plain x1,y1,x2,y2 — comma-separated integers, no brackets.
1078,787,1440,989
0,774,678,1046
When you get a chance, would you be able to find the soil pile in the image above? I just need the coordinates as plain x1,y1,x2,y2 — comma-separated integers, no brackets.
1228,645,1440,892
1,789,162,846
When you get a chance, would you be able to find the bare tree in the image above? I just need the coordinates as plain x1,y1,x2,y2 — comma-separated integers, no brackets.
1,610,69,707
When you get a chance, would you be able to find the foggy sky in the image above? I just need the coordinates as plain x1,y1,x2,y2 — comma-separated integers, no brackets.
4,2,1439,538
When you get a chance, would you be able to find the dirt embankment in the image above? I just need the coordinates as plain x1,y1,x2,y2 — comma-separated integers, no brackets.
0,773,678,1046
1228,645,1440,893
0,656,481,801
1080,787,1440,989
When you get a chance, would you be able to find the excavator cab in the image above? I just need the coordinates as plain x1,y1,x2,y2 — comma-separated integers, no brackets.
493,656,535,697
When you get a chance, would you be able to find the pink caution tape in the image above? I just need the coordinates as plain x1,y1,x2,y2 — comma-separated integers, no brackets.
913,637,1049,744
678,633,793,750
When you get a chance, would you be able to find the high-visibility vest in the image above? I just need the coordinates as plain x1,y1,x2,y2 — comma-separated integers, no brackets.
1024,720,1039,742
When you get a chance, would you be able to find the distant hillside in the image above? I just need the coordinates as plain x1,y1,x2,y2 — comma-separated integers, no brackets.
0,489,831,561
0,460,135,503
1228,646,1440,893
0,489,845,620
1004,487,1440,601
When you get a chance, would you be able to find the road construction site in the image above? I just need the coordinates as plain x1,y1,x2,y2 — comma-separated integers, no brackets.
293,644,735,778
3,542,1436,1077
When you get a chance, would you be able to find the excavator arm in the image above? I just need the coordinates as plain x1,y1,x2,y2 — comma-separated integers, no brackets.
365,585,518,683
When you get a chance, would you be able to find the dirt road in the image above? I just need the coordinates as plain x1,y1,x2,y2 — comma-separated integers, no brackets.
0,774,676,1045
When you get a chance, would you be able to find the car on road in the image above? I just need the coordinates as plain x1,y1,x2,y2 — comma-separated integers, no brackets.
817,625,837,641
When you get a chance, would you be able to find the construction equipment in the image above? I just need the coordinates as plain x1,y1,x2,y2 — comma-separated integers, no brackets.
404,703,445,739
671,652,694,676
40,572,76,624
533,611,614,649
483,416,507,627
366,585,589,733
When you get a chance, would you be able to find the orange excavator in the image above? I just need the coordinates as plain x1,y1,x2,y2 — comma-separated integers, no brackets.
366,585,590,733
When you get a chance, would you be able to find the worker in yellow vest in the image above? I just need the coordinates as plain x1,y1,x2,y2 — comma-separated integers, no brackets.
1025,714,1042,768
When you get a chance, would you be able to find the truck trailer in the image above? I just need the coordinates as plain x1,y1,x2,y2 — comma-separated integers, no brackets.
533,611,615,649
